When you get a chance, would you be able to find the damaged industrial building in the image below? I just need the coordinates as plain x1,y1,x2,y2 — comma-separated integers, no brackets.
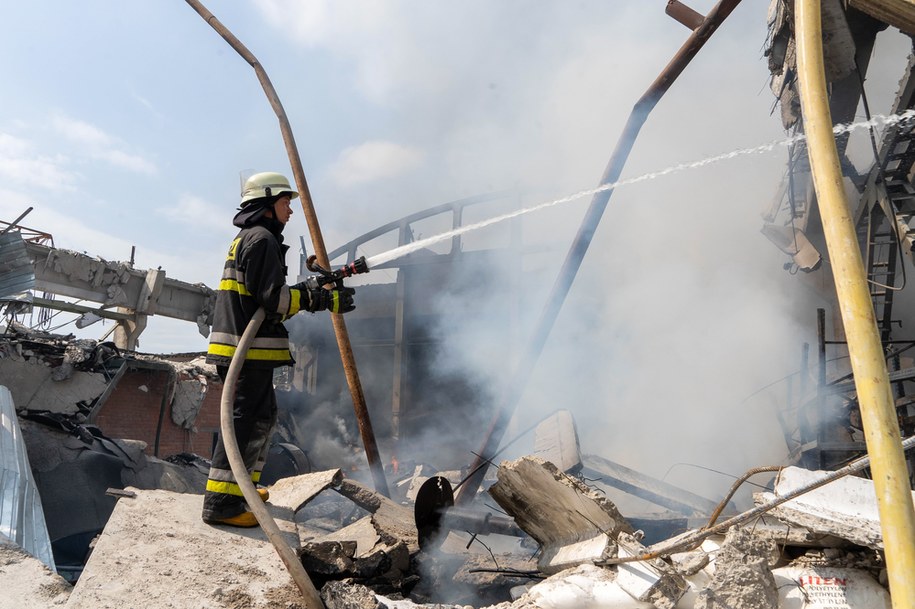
4,0,915,608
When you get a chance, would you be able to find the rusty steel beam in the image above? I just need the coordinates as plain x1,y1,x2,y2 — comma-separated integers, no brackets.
666,1,705,30
184,0,389,499
457,0,744,505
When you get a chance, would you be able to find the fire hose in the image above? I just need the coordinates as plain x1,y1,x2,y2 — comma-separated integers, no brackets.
219,258,370,607
220,307,322,608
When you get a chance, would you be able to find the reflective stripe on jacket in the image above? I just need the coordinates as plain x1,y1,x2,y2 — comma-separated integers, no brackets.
206,223,305,368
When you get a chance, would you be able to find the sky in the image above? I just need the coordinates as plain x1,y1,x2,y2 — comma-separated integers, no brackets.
2,2,913,502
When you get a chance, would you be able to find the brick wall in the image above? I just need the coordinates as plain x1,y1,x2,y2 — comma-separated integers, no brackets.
94,368,223,460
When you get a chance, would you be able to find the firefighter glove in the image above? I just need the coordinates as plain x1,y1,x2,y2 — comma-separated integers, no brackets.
295,278,356,314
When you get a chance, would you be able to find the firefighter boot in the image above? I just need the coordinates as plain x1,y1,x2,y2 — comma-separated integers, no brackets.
204,511,259,528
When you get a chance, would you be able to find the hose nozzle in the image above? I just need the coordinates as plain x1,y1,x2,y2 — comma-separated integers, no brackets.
305,255,370,285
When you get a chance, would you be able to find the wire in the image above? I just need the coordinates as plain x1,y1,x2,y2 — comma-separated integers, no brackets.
661,462,773,491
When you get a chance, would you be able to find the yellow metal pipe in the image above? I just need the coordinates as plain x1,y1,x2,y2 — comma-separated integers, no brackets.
795,1,915,606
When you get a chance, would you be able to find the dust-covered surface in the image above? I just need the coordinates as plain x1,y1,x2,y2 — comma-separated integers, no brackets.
0,542,72,608
64,488,309,609
694,526,779,609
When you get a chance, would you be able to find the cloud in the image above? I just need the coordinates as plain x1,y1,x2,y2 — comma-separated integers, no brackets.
252,0,476,104
327,140,424,187
97,149,157,175
0,132,80,192
155,193,227,226
51,115,114,148
50,114,158,176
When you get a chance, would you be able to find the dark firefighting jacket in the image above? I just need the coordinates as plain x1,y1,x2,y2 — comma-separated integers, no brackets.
206,220,305,368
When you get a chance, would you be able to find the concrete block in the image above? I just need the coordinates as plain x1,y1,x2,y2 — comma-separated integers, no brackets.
616,532,688,609
488,456,632,574
268,468,343,512
64,488,306,608
0,357,106,415
755,466,912,550
533,409,582,473
335,478,419,553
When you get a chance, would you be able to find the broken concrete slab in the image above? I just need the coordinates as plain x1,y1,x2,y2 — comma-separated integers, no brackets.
694,526,779,609
738,513,848,548
314,514,380,557
532,409,582,473
0,542,71,608
335,478,419,553
616,532,688,609
64,488,305,609
488,456,633,574
0,354,107,415
754,466,905,550
170,376,206,429
301,515,411,583
268,468,343,512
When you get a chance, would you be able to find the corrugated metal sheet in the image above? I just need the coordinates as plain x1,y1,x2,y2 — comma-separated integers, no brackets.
0,231,35,299
0,385,56,571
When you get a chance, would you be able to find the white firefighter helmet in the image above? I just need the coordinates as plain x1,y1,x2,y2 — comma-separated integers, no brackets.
240,172,299,207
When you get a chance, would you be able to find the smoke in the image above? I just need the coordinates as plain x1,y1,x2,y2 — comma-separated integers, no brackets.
266,4,915,514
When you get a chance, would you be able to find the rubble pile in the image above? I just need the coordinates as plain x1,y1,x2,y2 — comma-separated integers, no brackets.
0,323,900,608
3,451,896,609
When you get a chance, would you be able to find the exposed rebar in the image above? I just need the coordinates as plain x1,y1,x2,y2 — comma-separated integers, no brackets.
606,434,915,565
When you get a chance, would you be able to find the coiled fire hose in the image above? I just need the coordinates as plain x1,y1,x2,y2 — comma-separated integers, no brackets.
220,307,324,609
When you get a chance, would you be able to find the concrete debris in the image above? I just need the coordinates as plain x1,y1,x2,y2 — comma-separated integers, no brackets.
300,515,410,587
488,456,633,574
313,515,381,558
65,488,304,609
615,532,687,608
736,513,848,548
694,526,779,609
170,376,208,429
335,477,420,554
300,535,406,584
0,542,72,608
507,564,650,609
398,464,459,503
321,580,381,609
532,409,582,473
269,468,343,512
754,466,902,550
0,333,109,416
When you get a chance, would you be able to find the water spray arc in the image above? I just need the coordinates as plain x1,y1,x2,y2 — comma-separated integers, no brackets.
363,108,915,269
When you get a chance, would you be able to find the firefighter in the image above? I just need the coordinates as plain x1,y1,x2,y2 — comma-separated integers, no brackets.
201,171,355,527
